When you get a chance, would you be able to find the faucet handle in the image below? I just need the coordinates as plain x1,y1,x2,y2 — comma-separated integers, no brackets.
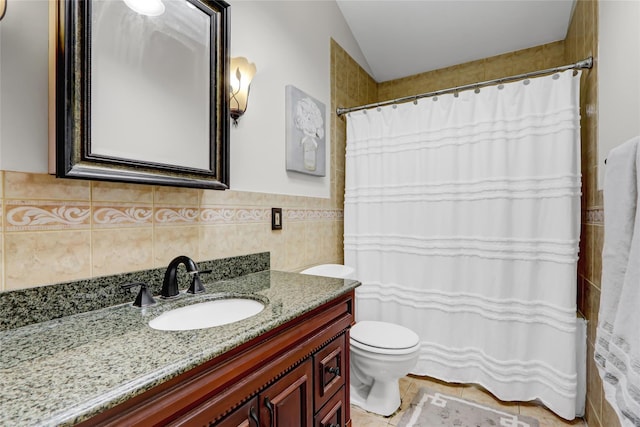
187,269,212,294
122,282,157,307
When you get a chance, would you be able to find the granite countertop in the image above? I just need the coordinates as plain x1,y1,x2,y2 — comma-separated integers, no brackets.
0,270,359,427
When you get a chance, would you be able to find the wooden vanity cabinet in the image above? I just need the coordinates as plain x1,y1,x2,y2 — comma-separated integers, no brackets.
79,291,354,427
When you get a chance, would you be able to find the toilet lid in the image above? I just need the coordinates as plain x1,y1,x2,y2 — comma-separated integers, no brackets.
351,320,419,350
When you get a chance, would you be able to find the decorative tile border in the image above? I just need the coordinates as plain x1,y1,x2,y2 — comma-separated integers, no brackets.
286,209,308,221
4,202,344,230
5,200,91,231
285,209,343,222
93,204,153,228
200,208,270,224
200,208,344,224
154,207,200,225
584,208,603,224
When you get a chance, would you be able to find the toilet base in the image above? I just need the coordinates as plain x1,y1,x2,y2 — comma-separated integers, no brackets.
350,378,402,417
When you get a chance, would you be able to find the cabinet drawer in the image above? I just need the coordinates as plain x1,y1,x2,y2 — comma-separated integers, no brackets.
314,334,346,410
315,386,346,427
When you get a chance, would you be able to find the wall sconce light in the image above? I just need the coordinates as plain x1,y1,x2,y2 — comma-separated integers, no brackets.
229,57,257,126
0,0,7,21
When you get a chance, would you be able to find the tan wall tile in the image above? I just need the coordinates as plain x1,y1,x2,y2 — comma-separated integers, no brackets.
4,171,90,201
316,221,337,265
586,399,602,427
199,224,239,261
543,41,567,68
585,281,601,345
304,221,324,266
4,230,91,290
153,226,200,267
285,221,307,270
266,228,287,271
346,61,359,100
335,220,344,264
584,224,595,283
91,181,153,203
211,190,266,207
592,224,604,286
199,188,235,206
233,223,269,260
566,0,599,420
595,189,603,208
92,228,154,277
153,186,200,206
434,63,484,91
601,398,622,427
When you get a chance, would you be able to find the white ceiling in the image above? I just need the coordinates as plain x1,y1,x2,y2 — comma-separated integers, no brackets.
336,0,577,82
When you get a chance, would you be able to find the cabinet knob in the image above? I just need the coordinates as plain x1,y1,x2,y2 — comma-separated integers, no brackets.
325,366,340,376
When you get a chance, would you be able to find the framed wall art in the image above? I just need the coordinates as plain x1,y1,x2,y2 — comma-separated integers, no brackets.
285,85,326,176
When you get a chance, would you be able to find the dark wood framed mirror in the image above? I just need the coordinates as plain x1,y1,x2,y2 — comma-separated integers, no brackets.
49,0,230,189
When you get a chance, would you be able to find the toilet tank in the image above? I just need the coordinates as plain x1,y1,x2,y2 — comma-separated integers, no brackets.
300,264,355,279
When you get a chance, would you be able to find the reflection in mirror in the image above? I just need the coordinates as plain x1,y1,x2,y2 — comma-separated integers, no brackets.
49,0,230,189
92,0,210,169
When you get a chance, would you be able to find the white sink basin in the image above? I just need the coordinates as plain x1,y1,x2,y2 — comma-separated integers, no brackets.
149,298,265,331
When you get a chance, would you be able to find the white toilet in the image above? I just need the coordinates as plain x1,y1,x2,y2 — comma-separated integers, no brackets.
299,263,355,279
300,264,420,416
349,320,420,416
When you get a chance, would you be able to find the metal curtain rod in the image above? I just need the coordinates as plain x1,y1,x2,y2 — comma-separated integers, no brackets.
336,57,593,117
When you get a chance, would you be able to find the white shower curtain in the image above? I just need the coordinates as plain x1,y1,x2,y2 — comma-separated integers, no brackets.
344,71,584,419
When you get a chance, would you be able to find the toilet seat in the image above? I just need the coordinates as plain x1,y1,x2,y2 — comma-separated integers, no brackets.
351,321,420,355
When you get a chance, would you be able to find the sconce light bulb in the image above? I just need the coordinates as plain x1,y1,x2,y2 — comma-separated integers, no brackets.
123,0,165,17
230,68,242,93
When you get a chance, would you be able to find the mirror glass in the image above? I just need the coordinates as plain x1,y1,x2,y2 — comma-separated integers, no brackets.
50,0,230,189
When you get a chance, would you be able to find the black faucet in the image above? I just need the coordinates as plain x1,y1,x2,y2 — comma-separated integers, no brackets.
161,255,207,298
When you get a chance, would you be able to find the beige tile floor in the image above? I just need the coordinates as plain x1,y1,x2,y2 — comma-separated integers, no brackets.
351,375,587,427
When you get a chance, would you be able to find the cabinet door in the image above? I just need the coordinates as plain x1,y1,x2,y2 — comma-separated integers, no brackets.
217,397,260,427
261,360,313,427
315,386,346,427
